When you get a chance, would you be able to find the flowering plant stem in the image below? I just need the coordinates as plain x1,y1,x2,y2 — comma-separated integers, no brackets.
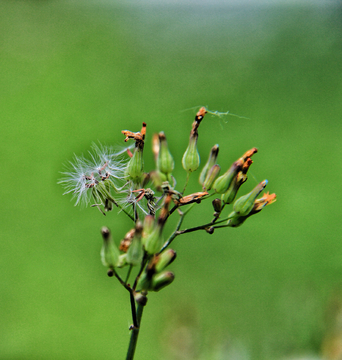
60,106,276,360
126,303,144,360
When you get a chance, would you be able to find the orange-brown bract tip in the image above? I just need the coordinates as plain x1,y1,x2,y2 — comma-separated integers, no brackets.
197,107,207,117
141,122,147,137
242,148,258,161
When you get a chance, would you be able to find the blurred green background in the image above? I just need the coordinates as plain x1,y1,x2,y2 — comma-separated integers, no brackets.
1,0,342,359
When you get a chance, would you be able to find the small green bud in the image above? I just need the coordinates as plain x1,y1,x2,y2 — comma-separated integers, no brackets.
212,159,243,194
125,147,144,184
151,271,175,292
100,227,120,268
155,249,177,273
233,180,268,216
199,144,219,185
182,138,200,173
202,164,221,191
142,215,155,246
126,221,144,266
157,132,174,175
144,224,163,255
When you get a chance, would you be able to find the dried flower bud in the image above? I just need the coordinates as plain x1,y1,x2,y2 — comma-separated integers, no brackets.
100,227,120,268
157,132,174,175
199,144,219,185
119,228,135,252
151,271,175,292
212,159,243,194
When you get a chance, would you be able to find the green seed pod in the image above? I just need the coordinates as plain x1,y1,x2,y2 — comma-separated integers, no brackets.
151,271,175,292
155,249,177,273
212,159,243,194
100,227,120,268
157,132,174,175
202,164,221,191
125,147,144,184
199,144,219,185
182,138,200,173
126,221,144,266
233,180,268,216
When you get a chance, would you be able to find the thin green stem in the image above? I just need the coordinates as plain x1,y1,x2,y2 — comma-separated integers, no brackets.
177,214,235,235
182,172,190,194
125,265,133,284
126,303,145,360
159,210,186,253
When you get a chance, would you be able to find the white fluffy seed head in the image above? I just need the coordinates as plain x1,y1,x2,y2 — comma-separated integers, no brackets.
59,143,128,207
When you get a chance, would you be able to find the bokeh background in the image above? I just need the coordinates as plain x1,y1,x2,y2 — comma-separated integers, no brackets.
1,0,342,359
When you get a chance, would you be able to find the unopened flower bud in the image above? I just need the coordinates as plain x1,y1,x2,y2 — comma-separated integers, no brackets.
125,147,144,184
134,291,148,306
227,190,276,228
100,227,120,268
137,273,152,291
126,221,144,266
143,224,164,255
212,159,243,194
202,164,221,191
222,158,253,204
212,198,222,212
157,132,174,175
233,180,268,216
155,249,177,273
151,271,175,292
199,144,219,185
182,108,206,173
142,215,155,246
182,138,200,173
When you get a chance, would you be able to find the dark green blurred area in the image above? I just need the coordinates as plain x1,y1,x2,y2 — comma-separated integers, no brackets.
1,1,342,359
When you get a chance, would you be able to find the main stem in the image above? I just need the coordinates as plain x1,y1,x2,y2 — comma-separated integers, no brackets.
126,303,145,360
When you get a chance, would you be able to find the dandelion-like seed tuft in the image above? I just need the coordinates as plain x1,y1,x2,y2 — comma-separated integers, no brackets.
59,144,128,213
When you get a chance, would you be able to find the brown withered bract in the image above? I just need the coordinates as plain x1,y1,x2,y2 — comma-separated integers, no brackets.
241,147,258,161
121,122,147,150
119,228,135,252
174,191,209,206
